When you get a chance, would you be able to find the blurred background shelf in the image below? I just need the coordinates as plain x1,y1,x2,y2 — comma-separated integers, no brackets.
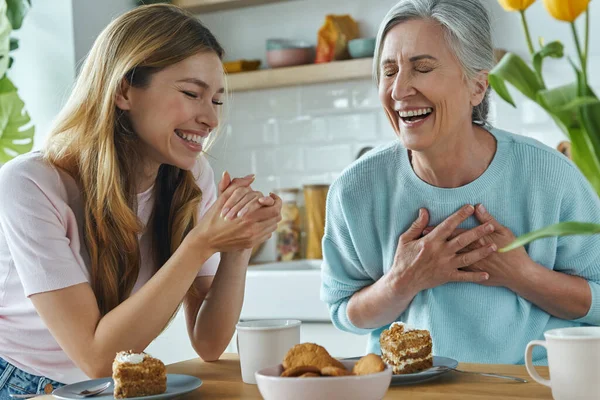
173,0,294,13
227,58,373,92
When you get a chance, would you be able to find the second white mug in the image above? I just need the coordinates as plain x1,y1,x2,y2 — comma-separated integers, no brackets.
525,326,600,400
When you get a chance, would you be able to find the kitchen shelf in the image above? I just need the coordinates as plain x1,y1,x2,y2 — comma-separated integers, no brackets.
227,58,373,92
173,0,293,13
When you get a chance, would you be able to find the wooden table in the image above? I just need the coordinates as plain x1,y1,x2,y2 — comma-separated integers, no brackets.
36,354,553,399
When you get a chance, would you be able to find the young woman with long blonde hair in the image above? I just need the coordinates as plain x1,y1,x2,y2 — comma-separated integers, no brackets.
0,4,281,396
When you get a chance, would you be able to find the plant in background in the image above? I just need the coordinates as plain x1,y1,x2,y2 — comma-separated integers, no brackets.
490,0,600,251
0,0,33,164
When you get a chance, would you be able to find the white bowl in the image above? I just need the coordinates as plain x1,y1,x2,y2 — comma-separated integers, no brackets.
255,360,392,400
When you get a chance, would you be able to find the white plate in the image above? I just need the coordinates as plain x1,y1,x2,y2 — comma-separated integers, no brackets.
52,374,202,400
389,356,458,385
346,356,458,385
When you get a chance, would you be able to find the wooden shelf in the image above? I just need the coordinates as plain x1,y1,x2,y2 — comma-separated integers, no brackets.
173,0,293,13
226,58,373,92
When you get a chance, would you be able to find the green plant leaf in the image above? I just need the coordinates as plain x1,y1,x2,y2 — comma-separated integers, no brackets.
0,76,34,163
555,96,600,112
532,41,564,78
489,52,544,107
536,84,579,130
0,1,11,76
5,0,30,30
500,222,600,252
535,84,600,197
9,36,16,51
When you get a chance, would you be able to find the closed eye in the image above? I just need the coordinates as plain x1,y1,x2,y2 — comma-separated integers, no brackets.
182,91,198,99
415,67,433,73
212,100,224,106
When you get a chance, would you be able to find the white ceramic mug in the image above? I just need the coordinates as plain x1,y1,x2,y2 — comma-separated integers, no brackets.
525,326,600,400
236,319,301,384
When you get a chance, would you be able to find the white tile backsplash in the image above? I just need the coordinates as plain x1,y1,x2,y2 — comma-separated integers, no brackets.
278,116,328,145
210,57,600,197
299,82,352,115
351,79,380,109
328,113,378,142
305,144,354,173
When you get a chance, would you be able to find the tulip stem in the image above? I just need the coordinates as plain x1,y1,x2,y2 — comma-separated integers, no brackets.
584,9,589,71
571,22,587,85
520,10,535,55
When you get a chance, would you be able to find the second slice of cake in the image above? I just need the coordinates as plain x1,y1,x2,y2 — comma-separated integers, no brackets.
379,322,433,374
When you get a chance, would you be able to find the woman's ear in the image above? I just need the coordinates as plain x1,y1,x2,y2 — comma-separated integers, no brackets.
115,78,132,111
470,70,489,107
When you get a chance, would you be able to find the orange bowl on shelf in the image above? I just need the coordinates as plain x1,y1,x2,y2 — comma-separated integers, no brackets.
266,47,315,68
223,59,261,74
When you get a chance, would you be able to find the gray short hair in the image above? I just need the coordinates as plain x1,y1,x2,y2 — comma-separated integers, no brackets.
374,0,494,126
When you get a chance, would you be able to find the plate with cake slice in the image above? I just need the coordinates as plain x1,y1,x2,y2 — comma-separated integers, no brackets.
52,351,203,399
347,322,458,385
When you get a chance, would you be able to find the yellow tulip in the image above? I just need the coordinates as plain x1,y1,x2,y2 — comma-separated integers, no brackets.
498,0,536,12
543,0,590,22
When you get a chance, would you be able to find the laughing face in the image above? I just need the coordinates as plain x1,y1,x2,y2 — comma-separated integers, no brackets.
378,19,482,153
115,51,224,172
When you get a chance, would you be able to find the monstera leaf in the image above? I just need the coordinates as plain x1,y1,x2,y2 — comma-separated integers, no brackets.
0,76,34,163
0,0,10,77
5,0,30,30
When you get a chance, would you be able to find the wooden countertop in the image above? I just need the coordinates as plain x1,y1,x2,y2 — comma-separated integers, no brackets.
35,354,552,399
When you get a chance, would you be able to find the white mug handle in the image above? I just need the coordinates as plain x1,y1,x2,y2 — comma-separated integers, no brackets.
525,340,551,387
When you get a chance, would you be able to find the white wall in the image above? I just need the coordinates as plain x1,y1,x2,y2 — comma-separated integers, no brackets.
7,0,76,150
71,0,134,67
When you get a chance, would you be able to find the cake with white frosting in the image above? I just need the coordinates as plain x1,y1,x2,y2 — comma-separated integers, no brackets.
112,351,166,398
379,322,433,374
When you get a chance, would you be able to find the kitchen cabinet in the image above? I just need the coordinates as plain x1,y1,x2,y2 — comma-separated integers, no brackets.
172,0,295,13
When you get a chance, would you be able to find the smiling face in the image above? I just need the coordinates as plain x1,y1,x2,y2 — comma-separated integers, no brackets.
378,19,484,153
116,51,225,172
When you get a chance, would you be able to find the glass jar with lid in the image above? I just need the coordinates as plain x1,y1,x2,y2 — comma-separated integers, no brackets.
276,188,301,261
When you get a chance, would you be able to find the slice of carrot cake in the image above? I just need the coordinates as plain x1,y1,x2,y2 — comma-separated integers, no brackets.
380,322,433,374
112,351,167,398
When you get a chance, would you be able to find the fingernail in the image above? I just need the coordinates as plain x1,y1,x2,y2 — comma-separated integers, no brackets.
485,223,494,233
222,171,226,178
490,243,497,251
226,210,237,220
245,174,255,179
237,209,247,218
466,205,475,213
419,208,424,218
220,207,230,218
478,204,487,215
483,273,489,280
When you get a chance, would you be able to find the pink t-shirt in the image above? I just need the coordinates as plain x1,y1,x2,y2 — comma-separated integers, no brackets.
0,152,220,383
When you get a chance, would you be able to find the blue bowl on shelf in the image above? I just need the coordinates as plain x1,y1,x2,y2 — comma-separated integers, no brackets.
348,38,376,59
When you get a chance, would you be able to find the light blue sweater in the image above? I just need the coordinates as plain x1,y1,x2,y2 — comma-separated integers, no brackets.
320,127,600,365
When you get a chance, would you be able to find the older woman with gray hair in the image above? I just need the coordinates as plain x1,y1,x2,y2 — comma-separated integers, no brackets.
321,0,600,365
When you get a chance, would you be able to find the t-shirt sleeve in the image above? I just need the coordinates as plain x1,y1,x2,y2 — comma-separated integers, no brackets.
554,164,600,325
0,158,89,296
193,155,220,277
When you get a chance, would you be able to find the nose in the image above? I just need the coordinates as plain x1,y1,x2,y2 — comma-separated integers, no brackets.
196,102,219,130
391,69,417,101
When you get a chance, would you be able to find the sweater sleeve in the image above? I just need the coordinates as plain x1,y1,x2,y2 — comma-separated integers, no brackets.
320,182,376,335
554,164,600,325
0,159,89,296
